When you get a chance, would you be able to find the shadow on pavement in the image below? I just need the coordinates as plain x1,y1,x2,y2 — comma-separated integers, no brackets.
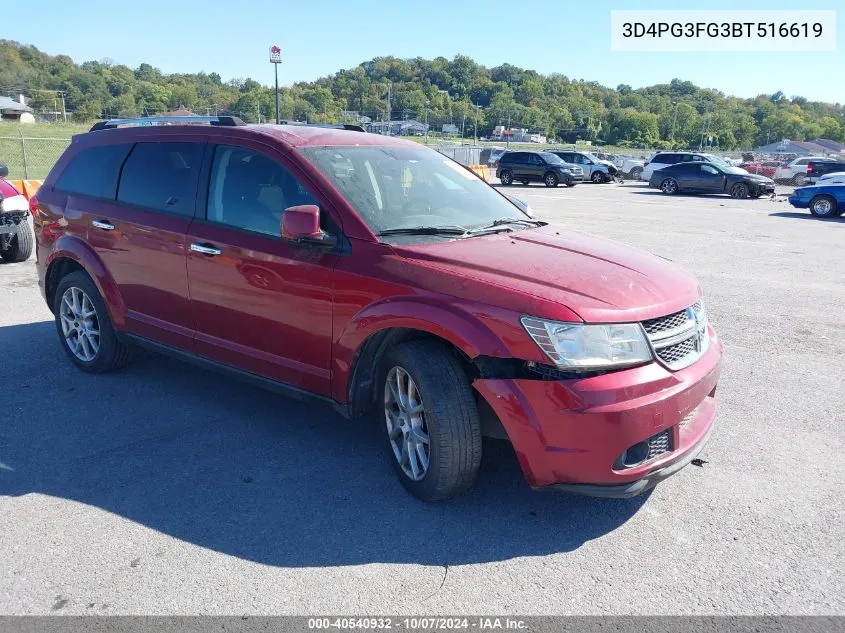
769,211,845,223
0,321,647,568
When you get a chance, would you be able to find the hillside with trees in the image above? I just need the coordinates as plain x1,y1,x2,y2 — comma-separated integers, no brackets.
1,39,842,149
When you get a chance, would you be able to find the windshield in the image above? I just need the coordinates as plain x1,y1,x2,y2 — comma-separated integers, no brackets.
704,154,730,167
539,152,563,164
583,153,602,162
300,145,529,237
723,166,747,175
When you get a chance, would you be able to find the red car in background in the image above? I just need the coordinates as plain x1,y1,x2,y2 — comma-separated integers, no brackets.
0,163,35,262
33,116,722,501
740,160,782,179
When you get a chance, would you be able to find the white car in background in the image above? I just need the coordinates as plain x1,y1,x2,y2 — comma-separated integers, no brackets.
640,151,739,181
818,171,845,185
773,156,833,186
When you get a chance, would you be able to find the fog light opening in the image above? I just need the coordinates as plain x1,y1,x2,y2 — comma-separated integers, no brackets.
620,441,650,468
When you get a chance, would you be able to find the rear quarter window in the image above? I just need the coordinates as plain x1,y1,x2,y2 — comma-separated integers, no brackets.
54,143,133,199
657,154,678,164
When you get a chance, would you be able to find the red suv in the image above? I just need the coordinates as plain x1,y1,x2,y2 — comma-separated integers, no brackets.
33,116,722,501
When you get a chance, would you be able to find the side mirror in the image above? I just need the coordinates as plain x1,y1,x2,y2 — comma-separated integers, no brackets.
0,163,8,178
281,205,336,247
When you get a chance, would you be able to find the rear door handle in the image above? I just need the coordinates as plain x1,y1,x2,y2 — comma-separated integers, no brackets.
92,220,115,231
190,243,222,256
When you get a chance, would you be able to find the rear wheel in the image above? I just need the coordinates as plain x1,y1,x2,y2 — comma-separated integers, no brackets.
809,195,840,218
660,178,678,194
0,222,33,263
53,271,132,373
730,182,749,199
792,173,807,186
630,167,643,180
499,170,513,185
544,172,558,187
380,340,482,501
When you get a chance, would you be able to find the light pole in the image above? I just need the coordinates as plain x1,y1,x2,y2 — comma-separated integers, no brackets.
269,45,282,124
669,101,679,146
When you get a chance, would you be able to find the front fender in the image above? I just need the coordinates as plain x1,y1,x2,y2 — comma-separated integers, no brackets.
332,296,511,404
46,236,126,328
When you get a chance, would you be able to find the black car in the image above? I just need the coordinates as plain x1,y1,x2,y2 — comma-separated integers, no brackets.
807,159,845,184
649,162,775,198
496,151,582,187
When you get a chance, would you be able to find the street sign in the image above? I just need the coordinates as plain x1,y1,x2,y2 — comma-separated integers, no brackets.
269,45,282,64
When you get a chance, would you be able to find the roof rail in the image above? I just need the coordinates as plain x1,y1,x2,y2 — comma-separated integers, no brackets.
277,121,365,132
89,115,246,132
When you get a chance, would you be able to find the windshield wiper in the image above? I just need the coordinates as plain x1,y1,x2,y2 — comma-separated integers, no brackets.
377,225,470,237
474,217,547,231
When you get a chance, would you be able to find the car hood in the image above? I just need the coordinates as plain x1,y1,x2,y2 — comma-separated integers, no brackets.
390,225,701,323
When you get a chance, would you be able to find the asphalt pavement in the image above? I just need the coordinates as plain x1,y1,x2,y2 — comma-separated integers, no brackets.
0,185,843,614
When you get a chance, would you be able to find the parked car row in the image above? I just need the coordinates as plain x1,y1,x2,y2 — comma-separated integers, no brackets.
494,150,620,187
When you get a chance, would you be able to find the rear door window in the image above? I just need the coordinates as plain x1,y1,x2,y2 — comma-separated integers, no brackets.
117,142,203,215
54,143,133,199
659,154,678,164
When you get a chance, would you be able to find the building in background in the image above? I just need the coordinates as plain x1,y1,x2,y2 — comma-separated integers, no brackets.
0,96,34,122
754,139,843,157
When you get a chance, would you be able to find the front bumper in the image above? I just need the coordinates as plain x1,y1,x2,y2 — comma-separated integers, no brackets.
788,195,808,208
474,328,722,496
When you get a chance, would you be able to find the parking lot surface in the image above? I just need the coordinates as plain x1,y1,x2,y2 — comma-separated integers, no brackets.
1,183,843,615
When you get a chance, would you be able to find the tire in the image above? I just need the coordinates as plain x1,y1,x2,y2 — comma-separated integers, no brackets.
0,222,34,263
660,178,678,195
590,171,606,184
499,170,513,185
630,167,643,180
730,182,749,199
791,173,807,186
380,340,482,501
53,270,132,373
809,195,840,218
543,172,558,187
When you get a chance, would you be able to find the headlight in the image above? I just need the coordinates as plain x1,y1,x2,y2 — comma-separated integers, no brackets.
557,167,571,173
521,317,653,370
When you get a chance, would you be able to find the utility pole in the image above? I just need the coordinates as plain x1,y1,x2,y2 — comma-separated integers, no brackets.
461,111,466,142
424,104,429,143
506,110,512,149
474,102,480,143
60,91,67,121
669,102,679,146
386,82,391,128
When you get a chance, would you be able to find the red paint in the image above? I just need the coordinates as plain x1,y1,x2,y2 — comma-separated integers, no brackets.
34,123,723,494
281,205,322,241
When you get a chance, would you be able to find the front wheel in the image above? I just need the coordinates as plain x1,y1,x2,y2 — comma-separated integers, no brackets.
381,340,482,501
0,222,34,263
809,195,840,218
660,178,678,194
499,170,513,185
630,167,643,180
791,173,807,186
544,172,558,187
730,183,749,199
590,171,606,184
53,271,132,373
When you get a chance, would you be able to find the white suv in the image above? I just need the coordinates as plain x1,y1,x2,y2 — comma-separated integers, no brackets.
773,156,833,186
640,152,732,181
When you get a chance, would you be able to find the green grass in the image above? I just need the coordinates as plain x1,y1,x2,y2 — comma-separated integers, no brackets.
0,121,81,179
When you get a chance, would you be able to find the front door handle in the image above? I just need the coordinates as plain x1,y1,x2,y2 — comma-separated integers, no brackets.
190,243,222,256
92,220,115,231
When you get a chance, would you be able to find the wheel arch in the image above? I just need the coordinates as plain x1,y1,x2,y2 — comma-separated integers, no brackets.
336,299,509,418
44,236,126,326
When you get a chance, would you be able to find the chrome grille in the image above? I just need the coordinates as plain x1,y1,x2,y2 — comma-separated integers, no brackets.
642,300,708,371
647,430,671,460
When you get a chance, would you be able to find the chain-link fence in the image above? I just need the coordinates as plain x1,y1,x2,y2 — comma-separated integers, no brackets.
0,134,71,179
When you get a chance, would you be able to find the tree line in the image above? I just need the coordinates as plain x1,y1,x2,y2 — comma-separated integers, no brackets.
1,40,842,149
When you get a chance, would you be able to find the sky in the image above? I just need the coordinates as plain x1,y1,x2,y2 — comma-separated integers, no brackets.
11,0,843,103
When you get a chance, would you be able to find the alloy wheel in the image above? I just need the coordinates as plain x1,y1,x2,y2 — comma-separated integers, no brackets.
59,287,100,362
384,366,430,481
661,179,677,194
